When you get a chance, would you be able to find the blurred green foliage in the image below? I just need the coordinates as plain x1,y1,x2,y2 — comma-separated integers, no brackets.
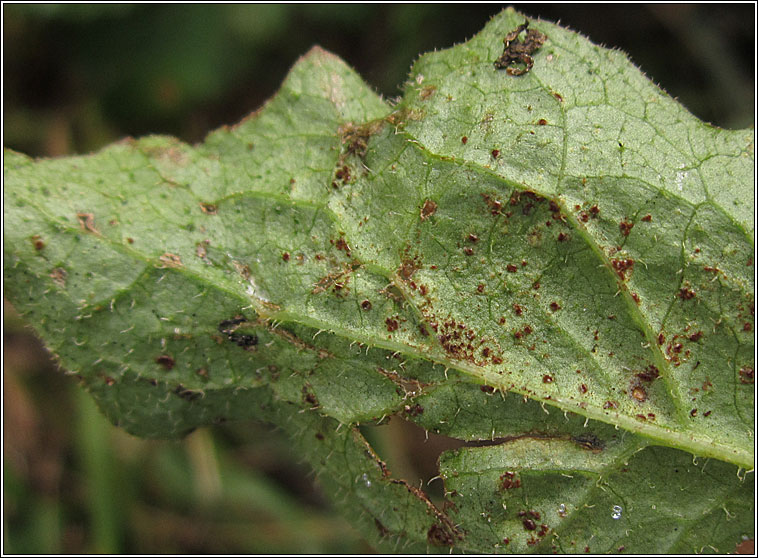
2,4,753,554
3,4,753,157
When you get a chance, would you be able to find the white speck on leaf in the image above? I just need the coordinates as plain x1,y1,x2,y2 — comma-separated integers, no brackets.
612,505,623,519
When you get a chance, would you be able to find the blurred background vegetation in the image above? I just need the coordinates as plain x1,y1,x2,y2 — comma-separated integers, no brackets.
3,4,754,554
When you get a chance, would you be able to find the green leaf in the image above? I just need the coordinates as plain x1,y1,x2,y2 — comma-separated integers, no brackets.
4,8,753,553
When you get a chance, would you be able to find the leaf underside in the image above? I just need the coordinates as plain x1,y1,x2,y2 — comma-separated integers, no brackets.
4,8,753,554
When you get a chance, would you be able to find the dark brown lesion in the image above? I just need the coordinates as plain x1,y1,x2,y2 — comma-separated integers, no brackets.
494,20,547,76
338,120,385,160
571,433,605,452
217,316,259,349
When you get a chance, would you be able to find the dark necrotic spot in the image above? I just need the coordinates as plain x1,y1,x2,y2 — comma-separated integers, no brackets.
174,384,201,401
156,354,175,370
231,333,258,347
678,287,696,300
427,523,454,547
500,471,521,490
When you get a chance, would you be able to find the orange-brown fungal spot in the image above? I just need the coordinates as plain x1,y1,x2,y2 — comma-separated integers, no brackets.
611,258,634,280
420,199,438,220
334,236,351,256
481,193,504,215
500,471,521,490
399,256,421,280
419,84,437,100
50,267,67,287
31,235,45,250
631,385,647,402
335,165,352,184
76,212,100,234
688,331,703,342
199,202,217,214
678,287,696,300
159,253,183,268
636,365,660,383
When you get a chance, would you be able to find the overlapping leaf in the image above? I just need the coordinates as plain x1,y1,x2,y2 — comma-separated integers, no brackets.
4,8,753,553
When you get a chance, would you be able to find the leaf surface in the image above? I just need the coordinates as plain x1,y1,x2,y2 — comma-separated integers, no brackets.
3,8,753,553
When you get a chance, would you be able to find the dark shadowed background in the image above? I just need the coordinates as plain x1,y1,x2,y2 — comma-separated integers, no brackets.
3,4,754,554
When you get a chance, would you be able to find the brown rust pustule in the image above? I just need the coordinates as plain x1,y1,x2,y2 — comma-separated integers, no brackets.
420,199,438,220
